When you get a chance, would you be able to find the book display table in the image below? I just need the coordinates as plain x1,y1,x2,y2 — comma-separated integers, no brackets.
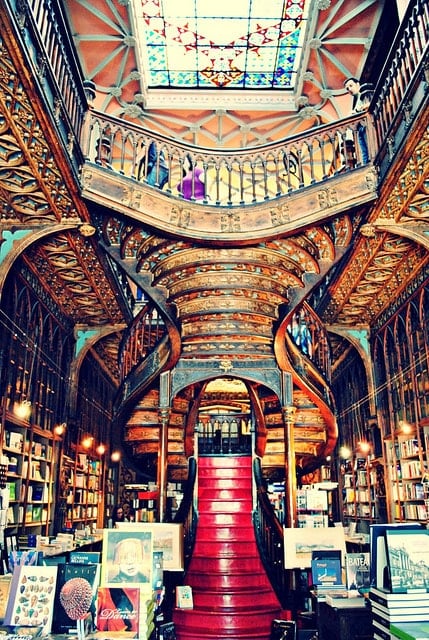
316,600,373,640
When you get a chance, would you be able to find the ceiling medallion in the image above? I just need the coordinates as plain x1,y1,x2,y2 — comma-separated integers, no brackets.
79,223,96,237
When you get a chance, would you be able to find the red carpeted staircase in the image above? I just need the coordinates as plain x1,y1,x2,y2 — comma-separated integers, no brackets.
173,455,282,640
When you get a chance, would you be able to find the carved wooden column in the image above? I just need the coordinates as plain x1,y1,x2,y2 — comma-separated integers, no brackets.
281,371,297,528
158,372,171,522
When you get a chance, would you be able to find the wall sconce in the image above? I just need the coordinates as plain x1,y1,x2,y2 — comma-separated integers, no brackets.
81,435,94,449
111,450,121,462
339,445,351,459
398,420,413,434
358,441,371,454
96,443,106,456
14,399,32,421
53,422,66,437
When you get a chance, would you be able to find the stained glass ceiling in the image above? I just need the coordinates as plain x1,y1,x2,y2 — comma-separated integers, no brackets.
131,0,309,90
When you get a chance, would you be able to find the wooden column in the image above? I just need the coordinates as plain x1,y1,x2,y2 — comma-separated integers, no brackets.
157,372,171,523
283,404,297,528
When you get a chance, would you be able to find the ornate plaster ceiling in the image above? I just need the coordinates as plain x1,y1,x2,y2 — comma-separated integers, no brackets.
64,0,386,146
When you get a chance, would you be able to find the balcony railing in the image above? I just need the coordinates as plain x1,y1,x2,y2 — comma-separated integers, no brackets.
197,413,252,455
84,112,372,208
9,0,89,174
372,0,429,177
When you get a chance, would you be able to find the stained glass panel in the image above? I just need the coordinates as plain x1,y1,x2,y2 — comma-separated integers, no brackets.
133,0,309,89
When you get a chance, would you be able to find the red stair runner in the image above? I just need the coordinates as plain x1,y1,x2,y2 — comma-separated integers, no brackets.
173,455,282,640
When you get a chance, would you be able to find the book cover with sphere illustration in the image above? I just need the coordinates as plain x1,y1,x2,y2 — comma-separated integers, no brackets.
51,563,101,634
4,565,57,634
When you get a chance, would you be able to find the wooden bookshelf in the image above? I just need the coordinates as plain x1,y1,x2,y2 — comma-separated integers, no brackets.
2,411,55,537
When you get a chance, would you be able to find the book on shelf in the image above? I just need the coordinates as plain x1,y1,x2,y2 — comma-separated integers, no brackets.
385,529,429,594
372,606,429,628
372,620,391,640
175,585,193,609
4,565,57,634
0,575,12,621
390,621,429,640
310,549,344,591
0,626,43,640
51,562,101,634
370,599,429,618
96,587,140,636
325,594,366,608
8,550,39,572
345,551,370,593
69,551,101,564
369,586,429,607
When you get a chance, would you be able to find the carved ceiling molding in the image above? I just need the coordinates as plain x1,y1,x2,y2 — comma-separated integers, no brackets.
320,127,429,325
377,129,429,222
0,37,85,225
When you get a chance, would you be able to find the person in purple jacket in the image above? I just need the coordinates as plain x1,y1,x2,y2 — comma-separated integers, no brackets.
177,153,206,200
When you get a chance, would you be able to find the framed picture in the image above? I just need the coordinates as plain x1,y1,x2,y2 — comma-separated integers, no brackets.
284,526,346,569
115,522,184,571
101,528,153,588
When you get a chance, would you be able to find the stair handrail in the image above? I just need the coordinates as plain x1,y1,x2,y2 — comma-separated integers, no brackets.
253,456,288,609
172,456,198,570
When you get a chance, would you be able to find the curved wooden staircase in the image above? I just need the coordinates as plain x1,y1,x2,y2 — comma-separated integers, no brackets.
173,455,282,640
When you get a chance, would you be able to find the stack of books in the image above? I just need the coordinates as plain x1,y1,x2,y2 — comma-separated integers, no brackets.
368,526,429,640
369,589,429,640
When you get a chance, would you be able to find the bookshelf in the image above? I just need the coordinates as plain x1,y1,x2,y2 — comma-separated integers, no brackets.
384,426,429,523
341,455,385,528
2,414,55,536
58,448,103,532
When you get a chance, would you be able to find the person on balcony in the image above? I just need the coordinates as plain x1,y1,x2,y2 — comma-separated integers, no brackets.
138,141,169,189
176,153,206,201
344,76,374,164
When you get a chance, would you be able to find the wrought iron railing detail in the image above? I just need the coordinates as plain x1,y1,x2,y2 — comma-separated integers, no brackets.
197,413,252,455
173,456,198,570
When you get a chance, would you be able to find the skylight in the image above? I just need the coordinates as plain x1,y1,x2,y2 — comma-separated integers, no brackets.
132,0,309,90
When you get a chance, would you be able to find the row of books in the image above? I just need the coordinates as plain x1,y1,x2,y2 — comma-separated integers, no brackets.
6,505,48,525
3,433,53,460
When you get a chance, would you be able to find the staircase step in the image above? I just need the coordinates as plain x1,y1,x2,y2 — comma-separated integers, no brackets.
192,539,258,557
198,477,251,490
198,467,252,480
172,454,281,640
185,569,271,590
197,511,253,526
190,587,279,610
198,456,252,469
187,555,267,573
198,487,251,500
198,498,253,513
195,525,254,541
174,606,279,632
